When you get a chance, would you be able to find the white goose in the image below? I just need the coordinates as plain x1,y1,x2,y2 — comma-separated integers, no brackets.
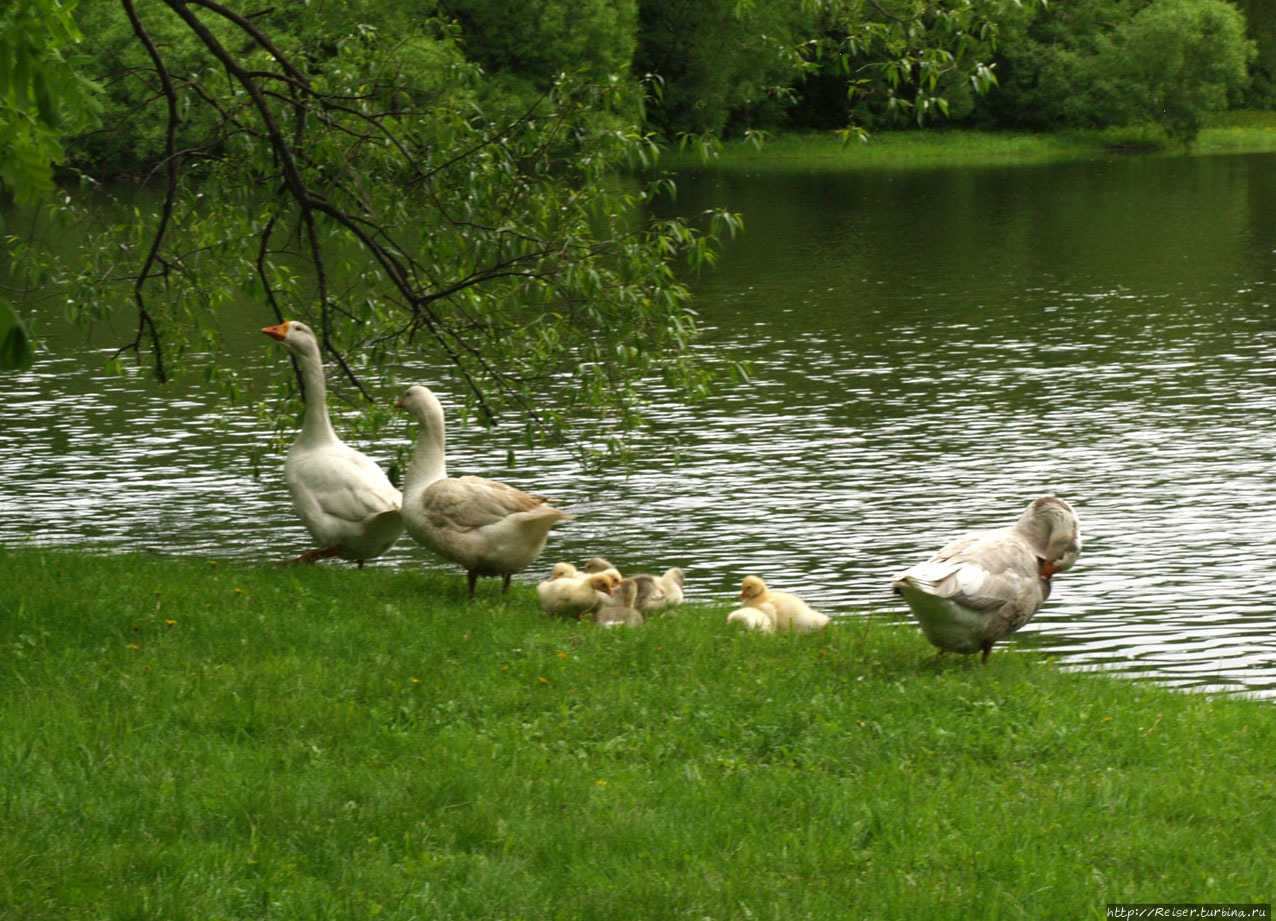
891,496,1082,662
397,384,573,597
261,321,403,566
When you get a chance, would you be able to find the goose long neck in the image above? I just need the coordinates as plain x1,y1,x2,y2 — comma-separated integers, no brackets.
405,413,447,491
296,349,338,446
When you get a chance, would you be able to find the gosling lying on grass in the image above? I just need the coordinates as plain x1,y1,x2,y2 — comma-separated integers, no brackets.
537,572,615,619
727,601,778,633
738,575,830,633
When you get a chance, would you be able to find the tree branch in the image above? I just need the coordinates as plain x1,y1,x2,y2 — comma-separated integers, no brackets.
118,0,180,381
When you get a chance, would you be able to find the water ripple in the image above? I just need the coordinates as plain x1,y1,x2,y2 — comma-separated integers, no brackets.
7,156,1276,700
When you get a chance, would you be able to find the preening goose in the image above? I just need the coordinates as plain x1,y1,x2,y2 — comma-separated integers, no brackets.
537,572,615,619
630,567,684,613
738,576,830,633
396,384,573,597
595,578,644,628
891,496,1082,662
261,321,403,566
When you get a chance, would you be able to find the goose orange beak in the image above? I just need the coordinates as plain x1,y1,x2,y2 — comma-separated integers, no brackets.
261,322,289,341
1040,560,1061,579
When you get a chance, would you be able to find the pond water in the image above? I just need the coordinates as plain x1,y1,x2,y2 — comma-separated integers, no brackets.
4,151,1276,699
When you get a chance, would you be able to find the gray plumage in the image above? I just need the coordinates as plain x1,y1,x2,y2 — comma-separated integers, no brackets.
892,496,1082,662
595,578,644,628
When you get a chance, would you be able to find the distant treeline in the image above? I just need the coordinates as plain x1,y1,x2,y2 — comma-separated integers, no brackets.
67,0,1267,173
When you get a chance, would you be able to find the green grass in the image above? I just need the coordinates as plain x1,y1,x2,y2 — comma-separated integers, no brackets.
2,548,1274,919
665,114,1276,171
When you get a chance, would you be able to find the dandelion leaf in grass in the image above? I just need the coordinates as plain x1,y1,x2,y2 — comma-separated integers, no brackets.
0,300,35,372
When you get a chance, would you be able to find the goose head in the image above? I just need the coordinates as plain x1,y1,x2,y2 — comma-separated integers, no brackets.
261,320,321,360
395,384,446,430
739,575,768,603
586,573,615,596
583,557,615,574
550,562,580,580
1016,496,1082,577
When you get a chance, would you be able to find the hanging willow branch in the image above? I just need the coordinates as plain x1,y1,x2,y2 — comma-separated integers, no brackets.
106,0,740,461
119,0,178,381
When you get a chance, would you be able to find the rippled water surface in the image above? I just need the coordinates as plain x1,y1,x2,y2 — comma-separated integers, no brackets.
5,152,1276,698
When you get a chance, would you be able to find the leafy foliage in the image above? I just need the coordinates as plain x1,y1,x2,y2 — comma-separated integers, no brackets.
34,0,739,463
803,0,1002,131
976,0,1255,144
635,0,813,137
635,0,1003,138
448,0,640,94
0,0,101,205
1112,0,1256,144
1232,0,1276,105
14,0,1254,428
0,0,101,372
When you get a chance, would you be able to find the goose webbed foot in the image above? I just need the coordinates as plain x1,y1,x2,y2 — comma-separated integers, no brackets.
279,546,341,566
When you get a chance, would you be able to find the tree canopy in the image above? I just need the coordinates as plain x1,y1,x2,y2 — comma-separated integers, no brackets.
972,0,1255,142
12,0,748,459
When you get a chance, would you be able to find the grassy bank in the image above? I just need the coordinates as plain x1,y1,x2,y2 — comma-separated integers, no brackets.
2,548,1273,919
667,111,1276,171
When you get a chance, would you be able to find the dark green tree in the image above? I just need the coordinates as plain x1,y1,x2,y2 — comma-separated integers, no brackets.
444,0,639,88
635,0,1002,139
1233,0,1276,105
10,0,1016,433
1110,0,1255,144
635,0,812,137
977,0,1254,144
1,0,101,371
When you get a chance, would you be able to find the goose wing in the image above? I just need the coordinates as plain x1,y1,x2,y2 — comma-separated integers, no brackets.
288,445,401,525
896,529,1043,611
423,475,550,532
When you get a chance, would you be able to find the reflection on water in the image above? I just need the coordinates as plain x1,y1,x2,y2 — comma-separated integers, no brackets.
4,153,1276,699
